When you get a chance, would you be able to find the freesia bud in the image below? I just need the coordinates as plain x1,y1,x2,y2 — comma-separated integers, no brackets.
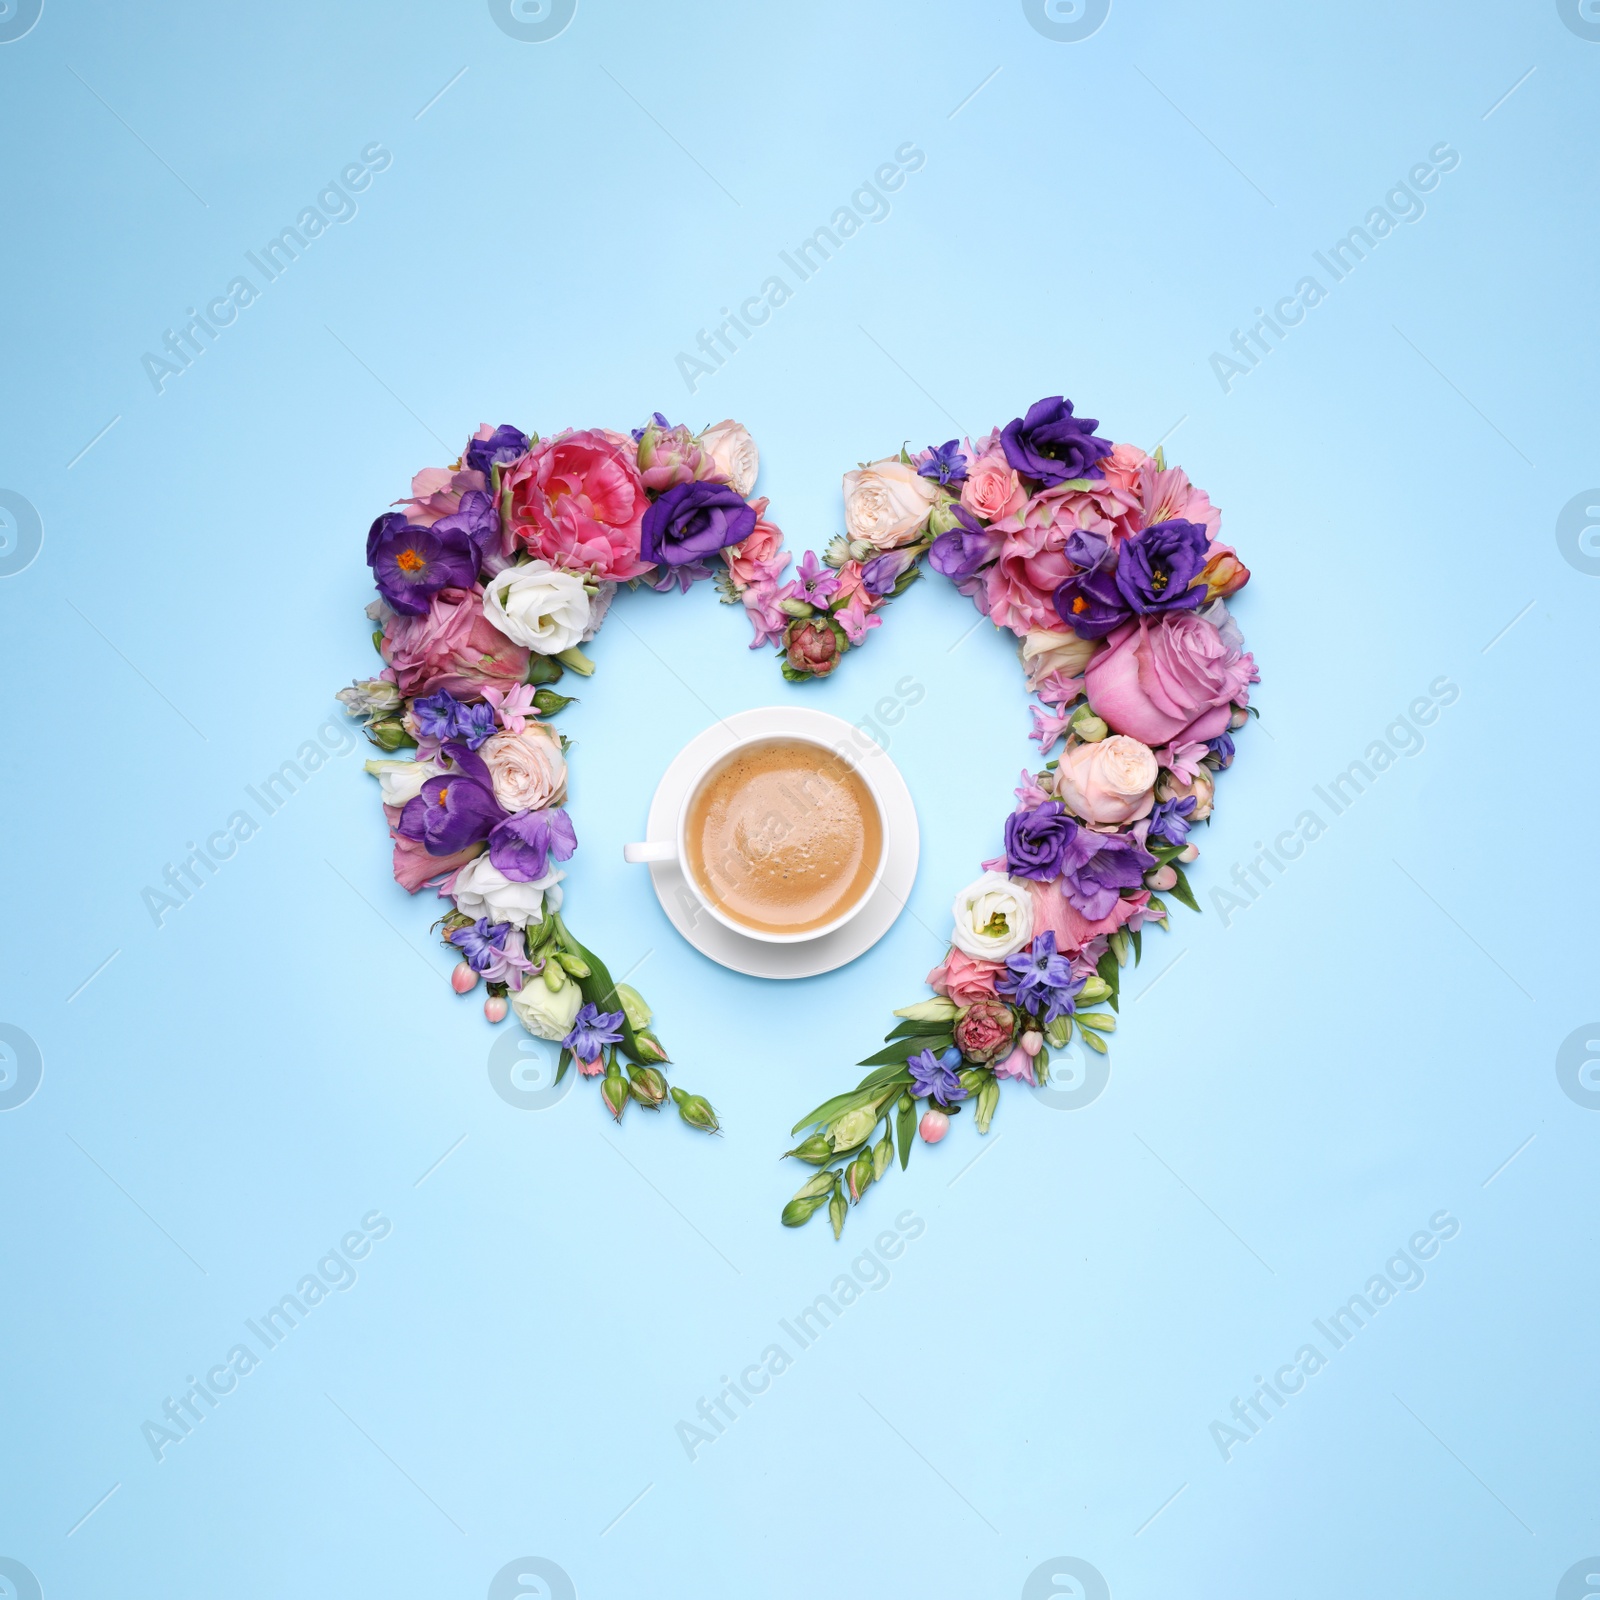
451,962,479,994
1077,1012,1116,1034
778,597,814,619
1179,843,1199,863
1021,1030,1043,1056
670,1086,720,1134
919,1109,950,1144
554,950,590,978
626,1064,669,1108
484,995,507,1023
1077,975,1111,1004
892,997,959,1023
601,1064,629,1121
542,962,566,993
785,1135,835,1166
1069,704,1109,742
614,983,652,1029
1144,864,1178,891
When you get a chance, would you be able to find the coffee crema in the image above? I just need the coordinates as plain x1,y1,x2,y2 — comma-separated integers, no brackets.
683,738,883,935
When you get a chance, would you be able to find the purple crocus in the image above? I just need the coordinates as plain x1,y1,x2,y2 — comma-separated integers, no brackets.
1146,795,1197,847
431,488,499,572
908,1045,968,1107
367,513,477,616
928,505,1002,580
397,743,507,855
1052,529,1130,639
1004,800,1079,881
464,425,530,479
563,1002,624,1063
1113,518,1209,617
1058,830,1155,920
1000,396,1113,486
640,480,755,567
449,916,513,974
917,439,968,486
997,930,1085,1023
488,807,577,882
860,547,917,597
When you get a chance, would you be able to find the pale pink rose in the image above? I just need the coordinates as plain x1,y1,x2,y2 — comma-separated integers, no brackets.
1028,879,1152,959
1086,613,1257,747
960,449,1027,522
1137,459,1221,539
504,428,651,580
1055,735,1158,826
381,586,530,699
482,723,567,813
1097,442,1148,499
721,496,787,589
925,948,1005,1004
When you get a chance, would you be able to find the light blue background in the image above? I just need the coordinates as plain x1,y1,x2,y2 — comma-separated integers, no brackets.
2,2,1597,1596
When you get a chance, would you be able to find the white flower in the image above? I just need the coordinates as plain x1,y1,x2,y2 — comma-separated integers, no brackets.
483,560,591,654
698,419,759,497
338,678,401,718
511,973,582,1041
451,853,564,929
842,458,939,549
364,757,438,807
950,870,1035,960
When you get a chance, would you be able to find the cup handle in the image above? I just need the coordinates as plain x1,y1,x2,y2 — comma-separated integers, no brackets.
623,840,677,864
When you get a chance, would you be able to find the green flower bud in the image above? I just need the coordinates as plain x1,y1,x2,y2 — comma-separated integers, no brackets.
975,1079,1000,1134
778,597,814,619
1079,1027,1108,1055
525,654,564,686
846,1150,874,1203
872,1133,893,1181
532,688,576,716
782,1192,829,1228
1108,930,1131,967
554,645,595,676
366,717,416,752
957,1067,991,1096
1077,975,1112,1004
892,997,959,1023
542,962,566,993
626,1064,668,1108
829,1181,847,1239
670,1086,720,1134
554,950,591,978
633,1028,670,1064
926,496,966,536
1077,1012,1117,1033
828,1105,878,1152
601,1065,629,1122
785,1135,835,1166
1044,1015,1073,1048
1068,704,1108,742
614,982,652,1030
790,1169,837,1202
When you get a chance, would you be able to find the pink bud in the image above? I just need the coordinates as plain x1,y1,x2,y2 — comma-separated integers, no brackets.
483,995,507,1023
1229,705,1249,730
576,1055,605,1077
1021,1030,1043,1056
919,1109,950,1144
1145,864,1178,892
451,961,479,994
1179,843,1199,862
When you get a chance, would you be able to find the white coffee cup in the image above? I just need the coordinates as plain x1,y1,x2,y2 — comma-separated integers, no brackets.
624,731,888,944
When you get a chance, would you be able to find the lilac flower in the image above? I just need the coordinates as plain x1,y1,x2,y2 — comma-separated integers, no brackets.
650,558,715,593
997,930,1085,1023
791,549,840,607
367,513,476,616
908,1045,967,1107
488,807,577,882
1146,795,1196,847
928,505,1001,580
397,743,507,855
917,439,968,486
861,547,916,597
1058,830,1155,920
410,691,463,743
640,480,755,567
1000,396,1113,486
453,700,498,749
1113,518,1209,618
1004,800,1079,881
630,411,673,442
563,1002,625,1063
449,916,513,974
464,425,530,479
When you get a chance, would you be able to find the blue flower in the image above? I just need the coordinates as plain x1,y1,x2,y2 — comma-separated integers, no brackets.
997,931,1085,1024
453,700,498,750
563,1002,625,1063
1205,731,1236,769
917,439,968,486
1146,795,1197,847
907,1045,967,1107
448,916,512,973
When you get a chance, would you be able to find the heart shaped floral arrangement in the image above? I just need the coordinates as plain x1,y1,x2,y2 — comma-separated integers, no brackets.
335,399,1256,1234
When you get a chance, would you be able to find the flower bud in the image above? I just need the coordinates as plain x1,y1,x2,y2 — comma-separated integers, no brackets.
1179,843,1199,863
829,1183,848,1239
1020,1030,1043,1056
778,596,815,619
1077,975,1111,1004
601,1065,629,1122
1044,1015,1073,1048
451,962,479,994
1144,864,1178,891
825,535,854,566
670,1086,720,1134
872,1133,893,1181
532,688,576,716
614,983,652,1030
1077,1011,1116,1033
542,962,566,993
957,1067,990,1096
846,1150,874,1203
975,1079,1000,1134
484,995,508,1023
554,645,595,676
626,1064,669,1108
1229,705,1249,730
367,717,416,752
919,1109,950,1144
785,1135,835,1166
892,997,959,1023
926,496,966,536
525,654,564,686
782,1192,829,1228
633,1028,670,1064
1069,704,1109,742
828,1105,878,1151
554,950,590,978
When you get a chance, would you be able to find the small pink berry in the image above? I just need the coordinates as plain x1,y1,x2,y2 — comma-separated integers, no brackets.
483,995,507,1023
919,1109,950,1144
450,961,479,994
1021,1030,1043,1057
1229,706,1249,730
1145,864,1178,892
1179,843,1200,863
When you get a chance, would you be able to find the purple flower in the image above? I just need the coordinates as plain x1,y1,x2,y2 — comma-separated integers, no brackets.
563,1002,624,1063
917,439,968,486
449,916,513,973
397,743,507,855
1052,529,1131,639
411,691,496,749
453,700,498,749
464,425,530,479
1058,830,1154,921
488,807,577,882
431,488,499,572
1113,518,1209,618
640,480,756,567
792,549,839,607
1000,396,1113,487
650,559,715,593
1146,795,1196,847
630,411,673,442
997,930,1085,1023
861,547,917,596
928,505,1002,580
1205,731,1236,769
908,1045,967,1107
367,513,476,617
1004,800,1079,881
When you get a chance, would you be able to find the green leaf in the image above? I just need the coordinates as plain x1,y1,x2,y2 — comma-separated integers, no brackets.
555,1048,571,1085
560,926,644,1063
1096,950,1121,1014
896,1096,916,1171
1168,864,1202,914
857,1033,951,1068
1130,927,1143,966
855,1063,914,1094
883,1017,939,1042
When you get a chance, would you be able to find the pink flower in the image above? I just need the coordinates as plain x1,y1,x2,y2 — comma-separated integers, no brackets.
482,682,538,734
926,948,1005,1004
1014,767,1052,809
742,579,788,648
1028,878,1152,959
398,460,488,525
381,585,530,699
1086,613,1257,747
1136,458,1220,540
1055,735,1158,827
1029,703,1074,752
1155,739,1209,784
1097,441,1148,500
960,444,1027,522
635,416,708,492
504,428,651,580
1199,542,1250,600
721,496,788,589
834,591,881,646
992,1043,1037,1085
387,815,483,894
953,999,1016,1063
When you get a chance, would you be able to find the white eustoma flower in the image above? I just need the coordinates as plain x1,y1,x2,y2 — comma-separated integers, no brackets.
950,870,1035,960
483,560,591,654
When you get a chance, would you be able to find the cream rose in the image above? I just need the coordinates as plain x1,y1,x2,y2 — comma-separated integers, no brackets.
452,852,565,929
483,560,591,655
482,724,567,813
842,458,939,549
511,969,582,1040
364,756,438,807
698,419,759,496
1055,735,1158,827
950,871,1035,960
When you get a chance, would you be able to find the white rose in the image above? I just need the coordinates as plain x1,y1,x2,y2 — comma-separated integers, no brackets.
698,419,759,497
842,458,939,549
451,853,565,929
364,757,438,807
483,560,591,654
950,870,1035,960
511,972,583,1041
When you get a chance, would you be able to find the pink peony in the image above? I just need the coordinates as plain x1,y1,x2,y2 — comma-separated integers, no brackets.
636,417,708,492
721,496,788,589
980,494,1081,634
1028,878,1152,958
1086,613,1257,747
954,999,1016,1063
381,585,530,699
926,948,1006,1004
504,428,651,580
960,446,1027,523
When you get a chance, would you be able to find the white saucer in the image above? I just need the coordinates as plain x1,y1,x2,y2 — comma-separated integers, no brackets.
632,706,920,979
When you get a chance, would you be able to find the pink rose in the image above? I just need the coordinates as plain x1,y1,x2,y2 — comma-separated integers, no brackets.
1085,613,1256,747
1022,629,1102,707
1055,735,1158,827
504,429,651,580
926,948,1005,1004
1097,442,1148,500
1028,878,1151,958
482,723,567,812
960,449,1026,522
953,999,1016,1063
721,496,787,589
381,586,530,699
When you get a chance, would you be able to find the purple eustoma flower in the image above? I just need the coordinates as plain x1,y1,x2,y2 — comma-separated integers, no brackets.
397,743,507,855
997,930,1085,1024
464,425,530,479
367,513,477,617
1113,518,1209,618
917,439,968,486
640,480,756,568
1004,800,1079,881
449,916,513,973
488,807,577,883
1000,396,1113,487
563,1002,624,1063
1058,830,1154,921
860,547,917,596
908,1045,968,1108
928,505,1002,581
1145,795,1197,847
